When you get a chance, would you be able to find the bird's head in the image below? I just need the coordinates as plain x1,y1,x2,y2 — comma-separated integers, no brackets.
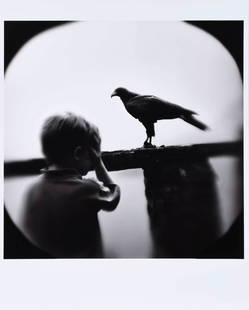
111,87,138,104
111,87,129,98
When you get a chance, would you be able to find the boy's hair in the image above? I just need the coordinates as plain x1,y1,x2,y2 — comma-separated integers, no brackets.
41,113,101,164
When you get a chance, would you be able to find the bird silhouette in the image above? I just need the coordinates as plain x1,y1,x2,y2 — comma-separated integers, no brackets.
111,87,209,147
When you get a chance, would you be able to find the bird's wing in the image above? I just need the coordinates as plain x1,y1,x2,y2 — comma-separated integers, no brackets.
127,95,194,121
126,96,155,119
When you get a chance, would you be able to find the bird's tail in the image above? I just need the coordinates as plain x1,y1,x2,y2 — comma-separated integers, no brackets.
181,115,209,131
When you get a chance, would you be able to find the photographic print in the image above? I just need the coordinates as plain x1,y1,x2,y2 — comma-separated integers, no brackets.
4,21,243,259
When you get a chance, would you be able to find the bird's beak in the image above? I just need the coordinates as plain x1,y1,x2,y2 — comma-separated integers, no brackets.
111,90,118,98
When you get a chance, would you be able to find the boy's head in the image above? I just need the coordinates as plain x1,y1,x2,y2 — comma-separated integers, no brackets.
41,113,101,174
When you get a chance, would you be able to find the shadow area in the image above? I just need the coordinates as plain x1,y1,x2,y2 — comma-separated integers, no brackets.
4,204,104,259
144,158,224,258
198,153,243,259
4,207,52,259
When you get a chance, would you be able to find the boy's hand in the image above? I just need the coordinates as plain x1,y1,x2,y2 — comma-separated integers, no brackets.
92,148,114,185
90,148,102,168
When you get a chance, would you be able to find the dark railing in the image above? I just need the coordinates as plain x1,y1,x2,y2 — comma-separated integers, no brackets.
4,141,242,176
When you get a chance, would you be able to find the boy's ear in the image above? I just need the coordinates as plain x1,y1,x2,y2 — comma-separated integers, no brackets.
73,146,83,160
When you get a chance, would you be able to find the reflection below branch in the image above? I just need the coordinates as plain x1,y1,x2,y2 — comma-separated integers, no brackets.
144,158,221,258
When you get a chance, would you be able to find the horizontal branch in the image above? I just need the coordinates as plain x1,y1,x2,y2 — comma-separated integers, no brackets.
5,141,242,177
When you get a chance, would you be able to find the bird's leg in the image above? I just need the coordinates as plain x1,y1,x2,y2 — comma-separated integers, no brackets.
148,136,156,148
143,135,151,148
144,135,155,148
143,122,156,148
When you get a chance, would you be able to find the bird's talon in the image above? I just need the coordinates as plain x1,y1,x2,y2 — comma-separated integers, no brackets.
143,142,155,148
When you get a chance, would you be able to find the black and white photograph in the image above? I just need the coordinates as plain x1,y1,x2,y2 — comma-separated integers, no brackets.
0,1,249,310
4,20,244,259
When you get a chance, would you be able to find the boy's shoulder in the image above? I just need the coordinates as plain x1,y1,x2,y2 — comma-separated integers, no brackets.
62,177,112,205
78,178,111,196
27,173,110,199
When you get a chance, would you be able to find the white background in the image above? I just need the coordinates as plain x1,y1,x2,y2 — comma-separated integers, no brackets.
0,1,249,310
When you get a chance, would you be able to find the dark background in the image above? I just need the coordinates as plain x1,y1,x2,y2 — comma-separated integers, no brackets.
4,21,244,78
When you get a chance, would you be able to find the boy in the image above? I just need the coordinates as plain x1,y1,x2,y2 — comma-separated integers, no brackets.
19,113,120,258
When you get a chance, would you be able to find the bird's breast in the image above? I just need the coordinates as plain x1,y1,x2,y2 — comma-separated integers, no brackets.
124,104,139,119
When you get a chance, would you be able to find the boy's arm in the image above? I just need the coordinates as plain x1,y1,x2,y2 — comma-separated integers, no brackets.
90,148,115,185
84,179,120,212
94,158,115,185
87,149,120,211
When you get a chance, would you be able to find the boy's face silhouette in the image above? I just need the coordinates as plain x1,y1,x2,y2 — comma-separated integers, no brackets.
73,146,98,175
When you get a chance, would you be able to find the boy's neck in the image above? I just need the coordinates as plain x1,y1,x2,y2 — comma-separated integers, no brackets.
48,163,79,174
